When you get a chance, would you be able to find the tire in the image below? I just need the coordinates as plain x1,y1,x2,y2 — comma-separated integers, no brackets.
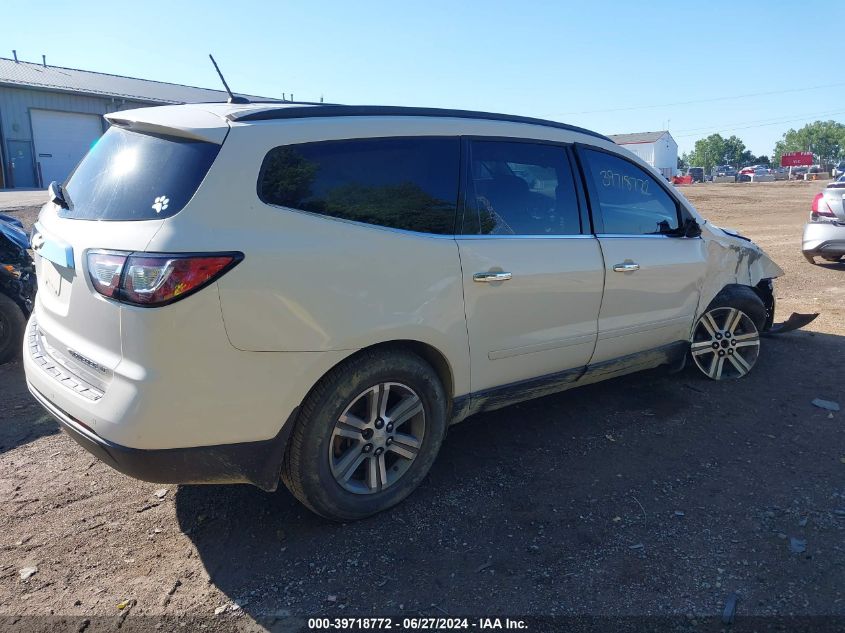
0,293,26,365
282,349,447,521
689,286,765,381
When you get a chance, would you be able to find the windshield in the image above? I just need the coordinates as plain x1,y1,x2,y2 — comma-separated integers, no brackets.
60,126,221,221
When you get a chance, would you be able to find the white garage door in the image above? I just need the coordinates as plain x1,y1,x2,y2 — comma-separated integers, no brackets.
31,109,103,187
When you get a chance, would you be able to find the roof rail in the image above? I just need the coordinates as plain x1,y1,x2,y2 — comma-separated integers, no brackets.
227,104,610,141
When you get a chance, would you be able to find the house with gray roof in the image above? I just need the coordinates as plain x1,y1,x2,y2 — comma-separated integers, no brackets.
608,130,678,179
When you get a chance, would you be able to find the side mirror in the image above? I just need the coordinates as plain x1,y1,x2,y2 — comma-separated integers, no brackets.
667,217,701,238
682,217,701,238
48,181,68,209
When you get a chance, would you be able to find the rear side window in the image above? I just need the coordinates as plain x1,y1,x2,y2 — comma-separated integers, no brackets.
61,126,220,221
464,140,581,236
259,137,460,235
582,149,680,235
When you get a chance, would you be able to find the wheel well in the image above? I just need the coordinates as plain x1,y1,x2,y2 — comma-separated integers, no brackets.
303,340,455,415
361,340,455,404
708,283,769,330
752,279,775,331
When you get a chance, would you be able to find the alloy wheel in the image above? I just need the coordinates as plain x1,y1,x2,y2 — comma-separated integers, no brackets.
328,382,426,494
691,307,760,380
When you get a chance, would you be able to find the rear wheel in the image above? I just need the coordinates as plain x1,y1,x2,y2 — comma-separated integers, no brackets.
0,293,26,364
282,349,447,521
690,287,765,380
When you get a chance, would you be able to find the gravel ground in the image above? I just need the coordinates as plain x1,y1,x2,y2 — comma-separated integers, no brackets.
0,182,843,631
0,190,47,217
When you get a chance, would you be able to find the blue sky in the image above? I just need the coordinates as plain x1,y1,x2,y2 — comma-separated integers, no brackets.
6,1,843,156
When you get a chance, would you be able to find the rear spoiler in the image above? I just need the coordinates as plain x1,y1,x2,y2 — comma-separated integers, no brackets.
104,105,229,144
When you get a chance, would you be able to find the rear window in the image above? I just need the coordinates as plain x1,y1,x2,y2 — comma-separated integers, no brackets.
258,137,460,234
60,126,220,221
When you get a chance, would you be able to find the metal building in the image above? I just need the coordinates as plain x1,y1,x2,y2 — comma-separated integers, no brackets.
608,130,678,179
0,55,268,189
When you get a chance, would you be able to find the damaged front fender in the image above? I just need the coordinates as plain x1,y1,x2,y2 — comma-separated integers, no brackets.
696,222,784,324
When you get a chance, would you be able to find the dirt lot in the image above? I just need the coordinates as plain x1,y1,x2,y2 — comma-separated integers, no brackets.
1,182,843,631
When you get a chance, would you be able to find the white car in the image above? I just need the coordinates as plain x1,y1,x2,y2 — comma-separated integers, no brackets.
803,175,845,263
24,103,784,520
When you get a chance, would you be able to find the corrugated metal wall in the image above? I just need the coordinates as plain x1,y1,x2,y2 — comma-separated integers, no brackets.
0,86,150,188
621,135,679,179
623,143,655,165
652,134,678,178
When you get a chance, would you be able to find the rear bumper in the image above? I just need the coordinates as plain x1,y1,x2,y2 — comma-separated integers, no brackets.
28,382,294,491
802,221,845,257
24,296,351,451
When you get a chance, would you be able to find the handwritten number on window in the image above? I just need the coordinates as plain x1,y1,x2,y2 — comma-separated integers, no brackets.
600,169,649,195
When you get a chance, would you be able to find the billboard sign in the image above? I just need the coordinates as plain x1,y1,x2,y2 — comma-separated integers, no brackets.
781,152,814,167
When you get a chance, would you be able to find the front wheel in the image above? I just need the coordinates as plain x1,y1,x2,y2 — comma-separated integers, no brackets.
690,287,765,380
282,349,447,521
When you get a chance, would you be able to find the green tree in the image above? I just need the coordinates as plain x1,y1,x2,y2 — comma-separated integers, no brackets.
686,134,748,173
721,136,748,167
772,120,845,166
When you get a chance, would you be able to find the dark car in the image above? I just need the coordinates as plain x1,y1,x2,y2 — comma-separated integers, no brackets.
688,167,705,183
0,214,36,363
712,165,737,180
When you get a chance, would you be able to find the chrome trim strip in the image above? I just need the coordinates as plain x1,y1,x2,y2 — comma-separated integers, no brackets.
27,318,104,401
596,234,670,239
457,234,595,240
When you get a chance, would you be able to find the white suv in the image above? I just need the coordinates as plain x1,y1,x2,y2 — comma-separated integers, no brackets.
24,103,784,520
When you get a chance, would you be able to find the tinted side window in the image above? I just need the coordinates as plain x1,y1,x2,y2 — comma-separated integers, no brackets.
582,149,680,235
259,137,459,234
465,140,581,235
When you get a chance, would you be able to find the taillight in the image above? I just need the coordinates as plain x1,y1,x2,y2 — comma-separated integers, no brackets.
87,251,242,307
88,252,126,298
811,193,835,219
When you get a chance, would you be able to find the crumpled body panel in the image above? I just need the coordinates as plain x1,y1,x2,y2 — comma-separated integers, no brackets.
697,222,783,314
664,173,786,319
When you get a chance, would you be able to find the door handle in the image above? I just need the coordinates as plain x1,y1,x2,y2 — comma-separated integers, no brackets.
612,262,640,272
473,271,513,283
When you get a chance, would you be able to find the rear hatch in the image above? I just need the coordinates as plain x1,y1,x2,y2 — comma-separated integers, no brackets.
31,111,226,389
